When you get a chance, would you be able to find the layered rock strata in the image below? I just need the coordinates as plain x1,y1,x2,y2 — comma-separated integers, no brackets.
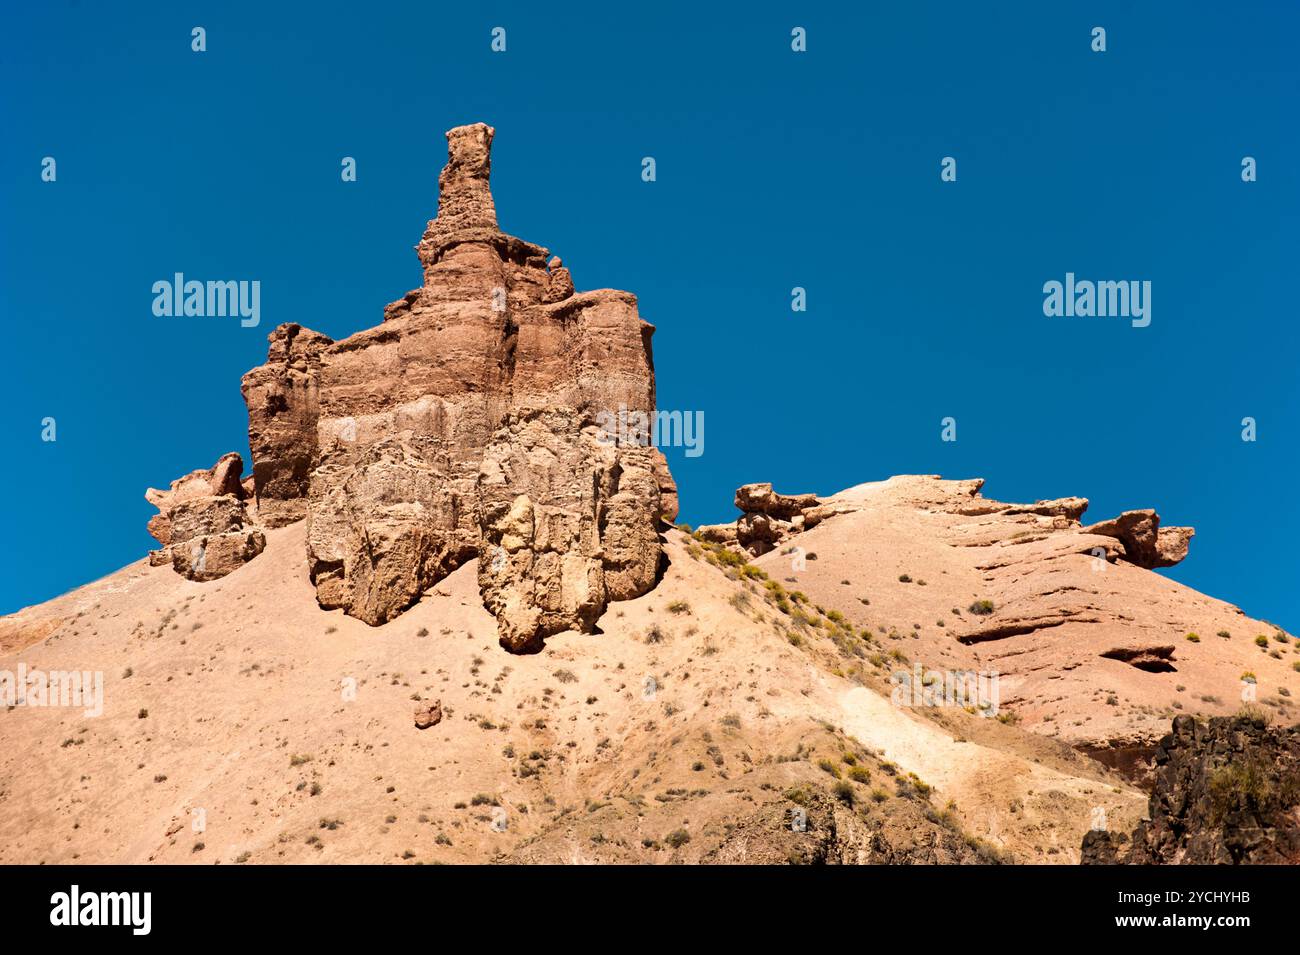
238,123,675,648
145,452,265,582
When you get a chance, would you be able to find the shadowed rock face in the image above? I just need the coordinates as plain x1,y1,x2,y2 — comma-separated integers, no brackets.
240,123,675,647
1082,715,1300,864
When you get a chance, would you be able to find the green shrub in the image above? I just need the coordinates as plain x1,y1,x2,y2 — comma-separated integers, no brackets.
664,829,691,849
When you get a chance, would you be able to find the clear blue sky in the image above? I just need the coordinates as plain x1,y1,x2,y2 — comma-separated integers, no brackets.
2,2,1297,630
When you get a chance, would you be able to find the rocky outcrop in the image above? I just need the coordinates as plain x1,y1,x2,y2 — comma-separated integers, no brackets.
1082,509,1194,568
1099,645,1178,672
477,408,665,651
241,123,675,646
1082,715,1300,864
698,482,838,556
145,452,265,581
240,323,333,527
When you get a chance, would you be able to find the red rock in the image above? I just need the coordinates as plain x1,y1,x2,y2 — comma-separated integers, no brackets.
144,453,265,581
1083,509,1194,568
413,698,443,729
241,123,676,646
240,323,333,528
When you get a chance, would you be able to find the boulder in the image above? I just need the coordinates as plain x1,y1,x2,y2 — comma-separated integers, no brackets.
145,452,265,581
413,699,443,730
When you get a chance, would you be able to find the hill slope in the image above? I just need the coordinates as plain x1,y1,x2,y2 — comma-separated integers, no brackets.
1,502,1159,864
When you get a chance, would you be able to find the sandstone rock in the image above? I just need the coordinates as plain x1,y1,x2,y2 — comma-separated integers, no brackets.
476,408,664,651
169,529,267,583
240,123,674,644
542,257,574,304
705,483,832,556
145,451,248,547
736,512,791,556
694,523,738,545
1099,645,1177,672
240,323,333,527
1004,497,1090,521
413,698,443,729
734,483,821,519
1083,509,1194,568
652,455,679,523
145,453,265,581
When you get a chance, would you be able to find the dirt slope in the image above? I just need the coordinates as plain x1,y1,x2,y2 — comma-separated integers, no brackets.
0,509,1150,864
741,476,1299,771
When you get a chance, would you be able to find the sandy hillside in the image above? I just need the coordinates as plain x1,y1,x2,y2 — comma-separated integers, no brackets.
728,476,1300,774
0,506,1154,864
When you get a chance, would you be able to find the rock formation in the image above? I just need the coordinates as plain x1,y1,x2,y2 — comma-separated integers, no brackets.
1082,509,1194,569
239,123,675,649
1082,715,1300,864
145,452,265,581
699,477,1194,574
697,482,847,555
240,323,333,528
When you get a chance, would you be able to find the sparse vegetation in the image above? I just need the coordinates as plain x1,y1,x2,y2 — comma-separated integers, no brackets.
968,600,995,616
664,829,691,849
1208,757,1276,824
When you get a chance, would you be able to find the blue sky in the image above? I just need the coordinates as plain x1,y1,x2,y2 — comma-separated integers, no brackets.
2,2,1297,629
